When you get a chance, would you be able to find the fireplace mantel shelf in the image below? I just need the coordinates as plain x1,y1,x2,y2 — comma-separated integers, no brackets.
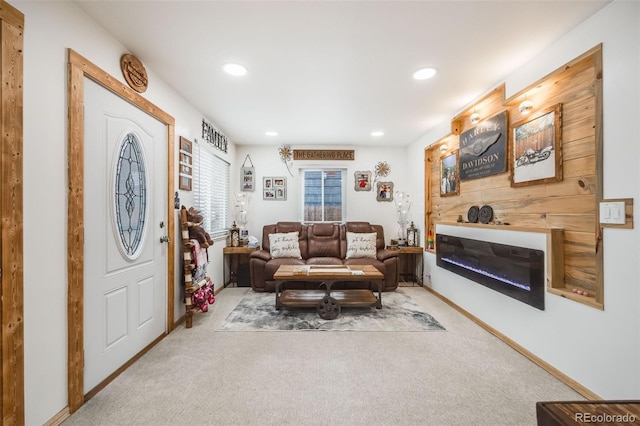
434,221,562,234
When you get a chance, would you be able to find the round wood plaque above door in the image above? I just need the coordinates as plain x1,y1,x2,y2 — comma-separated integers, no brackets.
120,53,148,93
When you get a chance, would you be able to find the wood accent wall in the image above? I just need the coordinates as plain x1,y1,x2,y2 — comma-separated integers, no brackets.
0,1,23,424
425,45,604,309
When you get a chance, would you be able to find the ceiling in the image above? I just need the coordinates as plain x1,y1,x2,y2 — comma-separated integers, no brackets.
75,1,609,147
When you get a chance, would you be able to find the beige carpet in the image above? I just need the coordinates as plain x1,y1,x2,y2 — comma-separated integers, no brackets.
62,287,583,426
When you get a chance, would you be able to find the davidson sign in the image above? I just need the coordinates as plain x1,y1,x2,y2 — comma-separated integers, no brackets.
459,110,508,181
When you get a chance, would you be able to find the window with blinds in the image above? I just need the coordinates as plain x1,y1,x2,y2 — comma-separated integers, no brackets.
300,168,346,222
193,141,230,238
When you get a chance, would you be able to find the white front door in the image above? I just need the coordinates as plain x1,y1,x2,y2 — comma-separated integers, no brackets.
83,78,168,392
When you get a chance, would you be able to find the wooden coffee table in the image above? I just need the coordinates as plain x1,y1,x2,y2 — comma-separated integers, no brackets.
274,264,384,319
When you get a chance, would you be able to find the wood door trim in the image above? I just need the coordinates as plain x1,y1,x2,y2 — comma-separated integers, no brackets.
67,49,176,412
0,1,24,424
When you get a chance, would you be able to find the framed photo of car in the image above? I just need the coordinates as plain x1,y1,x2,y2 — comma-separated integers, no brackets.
510,103,563,188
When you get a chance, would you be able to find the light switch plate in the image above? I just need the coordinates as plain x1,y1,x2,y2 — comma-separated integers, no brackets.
600,201,626,224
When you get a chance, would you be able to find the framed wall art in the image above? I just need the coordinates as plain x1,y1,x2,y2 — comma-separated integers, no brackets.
240,154,255,192
354,171,372,191
510,103,562,188
459,110,508,181
178,136,193,191
440,150,460,197
263,176,287,200
376,181,394,201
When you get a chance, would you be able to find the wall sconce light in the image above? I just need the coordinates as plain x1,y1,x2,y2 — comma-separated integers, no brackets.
470,110,480,124
519,96,534,114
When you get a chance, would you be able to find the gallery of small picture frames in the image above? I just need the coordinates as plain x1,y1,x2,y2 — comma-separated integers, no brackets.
263,177,287,200
240,154,255,192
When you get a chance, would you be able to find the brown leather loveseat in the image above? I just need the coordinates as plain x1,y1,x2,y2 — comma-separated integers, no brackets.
249,221,398,292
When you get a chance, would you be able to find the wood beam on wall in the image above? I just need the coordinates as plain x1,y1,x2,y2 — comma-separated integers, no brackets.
0,1,24,424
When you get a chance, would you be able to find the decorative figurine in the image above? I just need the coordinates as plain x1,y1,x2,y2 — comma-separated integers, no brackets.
174,192,180,210
427,230,434,250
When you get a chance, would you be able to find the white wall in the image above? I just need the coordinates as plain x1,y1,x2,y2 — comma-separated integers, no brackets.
16,1,234,424
408,0,640,399
233,145,411,243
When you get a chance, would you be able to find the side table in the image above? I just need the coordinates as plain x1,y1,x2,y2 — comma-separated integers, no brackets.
223,246,260,287
387,246,424,286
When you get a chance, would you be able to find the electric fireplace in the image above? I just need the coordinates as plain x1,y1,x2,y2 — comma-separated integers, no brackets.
436,233,545,310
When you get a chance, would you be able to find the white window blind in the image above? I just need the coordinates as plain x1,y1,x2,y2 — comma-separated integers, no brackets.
193,141,230,238
300,168,347,223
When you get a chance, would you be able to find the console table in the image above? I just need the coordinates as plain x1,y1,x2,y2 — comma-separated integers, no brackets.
223,246,260,287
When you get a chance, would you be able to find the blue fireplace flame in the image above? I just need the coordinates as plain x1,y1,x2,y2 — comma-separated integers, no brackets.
440,256,531,291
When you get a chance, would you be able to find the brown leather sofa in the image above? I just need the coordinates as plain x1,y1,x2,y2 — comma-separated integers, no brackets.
249,221,399,292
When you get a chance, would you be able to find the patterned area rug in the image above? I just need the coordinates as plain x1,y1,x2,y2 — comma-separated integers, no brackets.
217,288,446,332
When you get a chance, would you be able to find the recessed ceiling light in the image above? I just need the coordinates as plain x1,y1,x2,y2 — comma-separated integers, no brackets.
371,131,384,137
223,63,247,76
265,131,278,137
413,67,437,80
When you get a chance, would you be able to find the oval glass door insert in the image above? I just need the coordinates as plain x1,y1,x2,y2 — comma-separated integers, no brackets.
114,132,148,259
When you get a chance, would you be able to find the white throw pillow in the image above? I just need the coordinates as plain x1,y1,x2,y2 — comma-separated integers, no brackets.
345,232,378,259
269,232,302,259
